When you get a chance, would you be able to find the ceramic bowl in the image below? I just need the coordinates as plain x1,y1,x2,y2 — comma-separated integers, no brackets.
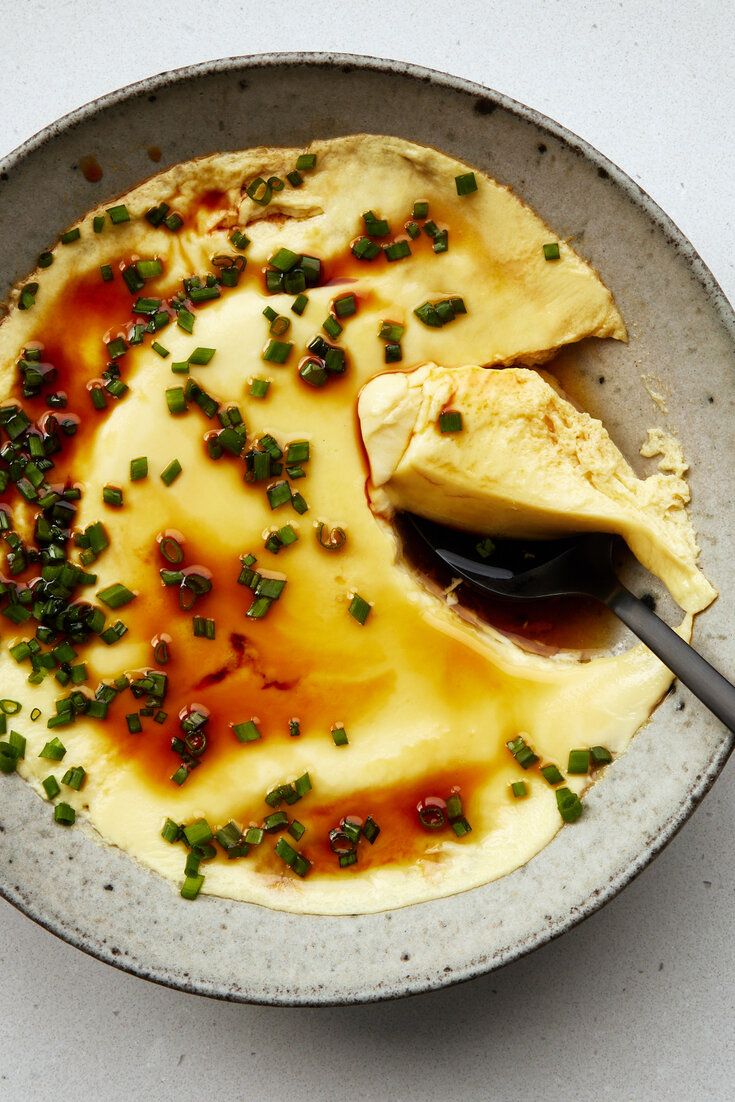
1,54,732,1005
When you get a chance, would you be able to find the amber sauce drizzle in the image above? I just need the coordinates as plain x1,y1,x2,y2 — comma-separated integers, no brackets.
0,187,616,882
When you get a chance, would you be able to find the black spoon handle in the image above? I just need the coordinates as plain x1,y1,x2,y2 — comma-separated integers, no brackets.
607,586,735,731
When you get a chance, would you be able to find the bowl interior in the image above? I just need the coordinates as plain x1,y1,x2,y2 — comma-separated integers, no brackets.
0,54,733,1005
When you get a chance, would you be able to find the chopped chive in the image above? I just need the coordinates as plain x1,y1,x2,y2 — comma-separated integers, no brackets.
590,745,613,765
348,594,371,625
384,239,412,261
188,346,216,365
61,765,86,791
93,214,105,233
286,169,304,188
126,713,142,734
269,247,301,272
230,229,250,250
160,459,182,486
540,764,564,786
171,361,189,374
439,410,463,433
39,737,66,761
30,708,42,722
289,718,300,738
0,700,21,716
507,735,539,769
184,819,213,847
263,811,289,833
161,818,181,843
270,315,291,337
54,802,76,825
351,236,381,260
267,481,291,509
275,837,298,867
556,787,583,823
42,775,60,799
232,718,261,743
246,596,272,620
432,229,449,254
100,264,114,282
102,484,124,507
249,377,270,398
60,228,81,244
384,343,402,363
451,816,472,837
166,386,187,415
322,315,342,340
291,293,308,315
543,242,561,261
288,820,306,841
130,456,148,481
296,153,317,170
152,341,169,358
164,212,184,232
378,321,405,342
97,582,135,609
412,200,429,219
244,826,264,845
455,171,478,195
405,220,420,239
331,723,349,747
177,308,195,333
181,873,204,900
262,339,293,364
193,616,216,639
298,358,328,388
107,204,130,225
38,250,54,268
568,749,591,774
333,293,357,318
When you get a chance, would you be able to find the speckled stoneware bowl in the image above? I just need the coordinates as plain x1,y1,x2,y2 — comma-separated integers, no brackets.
1,54,733,1006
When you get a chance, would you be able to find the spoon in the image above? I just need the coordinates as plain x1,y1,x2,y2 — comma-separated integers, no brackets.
406,514,735,731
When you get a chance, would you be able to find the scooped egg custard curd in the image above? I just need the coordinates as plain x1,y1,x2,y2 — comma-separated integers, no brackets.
0,136,714,913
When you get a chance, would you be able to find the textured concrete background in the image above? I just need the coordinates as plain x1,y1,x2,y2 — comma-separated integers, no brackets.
1,2,733,1099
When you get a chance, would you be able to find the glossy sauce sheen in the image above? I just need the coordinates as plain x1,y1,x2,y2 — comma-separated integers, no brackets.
0,186,615,883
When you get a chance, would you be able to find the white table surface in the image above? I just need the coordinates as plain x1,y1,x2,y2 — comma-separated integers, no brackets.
1,3,733,1099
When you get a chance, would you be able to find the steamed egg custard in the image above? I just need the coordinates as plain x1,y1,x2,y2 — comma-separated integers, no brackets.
0,136,713,914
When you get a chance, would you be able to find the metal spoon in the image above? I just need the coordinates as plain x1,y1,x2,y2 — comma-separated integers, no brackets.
406,514,735,731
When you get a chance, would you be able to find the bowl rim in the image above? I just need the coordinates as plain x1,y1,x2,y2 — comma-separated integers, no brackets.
1,51,733,1006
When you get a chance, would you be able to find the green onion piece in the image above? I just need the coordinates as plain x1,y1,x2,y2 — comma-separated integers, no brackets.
316,522,346,551
590,745,613,766
136,258,162,279
246,177,273,205
38,250,54,268
130,456,148,481
348,594,371,625
338,851,357,868
0,699,21,716
275,836,299,867
61,765,86,791
511,780,528,798
192,616,216,639
322,315,342,339
267,481,291,509
249,377,270,398
97,582,135,609
246,596,272,620
451,816,472,837
333,293,357,318
289,718,301,738
102,484,124,507
170,765,189,786
93,214,106,232
567,749,591,774
100,264,114,283
439,410,463,433
152,341,169,358
291,293,308,315
285,440,309,463
294,772,312,798
405,220,420,239
60,228,81,245
362,210,390,237
171,361,189,375
384,343,402,364
475,538,495,560
160,459,182,486
126,713,142,734
543,242,561,261
331,723,349,747
244,826,264,845
106,337,127,360
455,172,478,196
288,820,306,841
30,708,42,722
414,301,442,327
351,236,381,260
161,818,181,843
432,229,449,254
39,737,66,761
540,763,564,786
296,153,317,170
107,204,130,225
556,787,583,823
182,819,213,848
378,321,405,342
384,239,412,261
181,873,204,900
54,802,76,825
166,386,187,415
177,308,195,333
230,229,250,250
42,775,61,799
262,339,293,364
0,744,17,773
412,200,429,219
164,212,184,232
363,816,380,844
270,315,291,337
232,718,261,743
298,358,328,388
269,248,301,272
188,346,216,365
